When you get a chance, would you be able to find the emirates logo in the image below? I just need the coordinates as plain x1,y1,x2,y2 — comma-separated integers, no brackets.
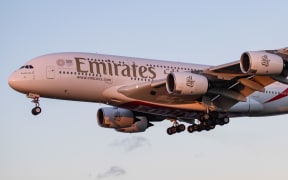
186,76,195,87
261,55,270,67
56,59,65,66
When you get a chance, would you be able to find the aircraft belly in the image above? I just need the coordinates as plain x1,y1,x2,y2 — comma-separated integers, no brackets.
228,97,263,115
120,101,200,119
256,100,288,116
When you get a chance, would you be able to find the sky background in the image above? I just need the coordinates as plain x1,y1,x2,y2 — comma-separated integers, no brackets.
1,1,288,180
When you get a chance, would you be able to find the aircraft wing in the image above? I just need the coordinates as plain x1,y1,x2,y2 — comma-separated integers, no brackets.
203,48,288,110
115,79,199,104
104,48,288,111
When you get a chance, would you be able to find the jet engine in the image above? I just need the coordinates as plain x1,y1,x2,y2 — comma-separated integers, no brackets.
97,107,153,133
166,72,209,95
240,51,284,75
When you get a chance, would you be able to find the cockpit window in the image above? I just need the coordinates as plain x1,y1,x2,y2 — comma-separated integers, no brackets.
19,65,34,69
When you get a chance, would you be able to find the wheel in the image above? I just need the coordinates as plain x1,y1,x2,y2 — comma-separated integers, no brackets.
187,125,194,133
196,125,203,132
223,117,230,124
216,118,224,126
204,126,211,131
170,126,177,134
210,119,217,126
218,121,224,126
210,111,219,120
167,126,177,135
203,114,210,120
202,120,211,127
32,107,41,115
209,125,215,130
177,124,185,132
191,124,198,131
167,127,173,135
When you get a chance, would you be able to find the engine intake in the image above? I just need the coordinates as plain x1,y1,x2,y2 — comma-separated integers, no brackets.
240,51,284,75
166,72,209,95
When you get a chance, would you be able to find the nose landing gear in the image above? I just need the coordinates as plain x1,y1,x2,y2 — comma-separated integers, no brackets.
27,93,42,115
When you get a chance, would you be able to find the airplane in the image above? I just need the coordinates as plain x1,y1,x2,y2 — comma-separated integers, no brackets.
8,47,288,135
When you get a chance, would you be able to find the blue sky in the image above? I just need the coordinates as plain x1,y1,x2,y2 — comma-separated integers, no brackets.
1,1,288,180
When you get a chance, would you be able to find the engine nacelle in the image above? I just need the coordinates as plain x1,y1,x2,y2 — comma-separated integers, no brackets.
240,51,284,75
166,72,209,95
97,107,134,128
97,107,153,133
116,116,153,133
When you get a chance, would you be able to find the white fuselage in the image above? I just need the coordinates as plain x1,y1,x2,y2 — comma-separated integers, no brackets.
8,52,288,118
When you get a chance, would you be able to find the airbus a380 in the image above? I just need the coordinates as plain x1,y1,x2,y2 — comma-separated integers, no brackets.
8,47,288,135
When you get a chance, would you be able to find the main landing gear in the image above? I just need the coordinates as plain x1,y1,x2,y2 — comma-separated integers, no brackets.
187,116,229,133
27,93,42,115
167,119,186,135
166,113,230,135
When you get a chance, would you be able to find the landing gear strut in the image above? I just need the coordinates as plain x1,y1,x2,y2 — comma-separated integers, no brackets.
167,119,185,135
27,93,42,115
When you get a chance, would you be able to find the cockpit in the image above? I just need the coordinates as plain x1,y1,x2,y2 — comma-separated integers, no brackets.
19,65,34,69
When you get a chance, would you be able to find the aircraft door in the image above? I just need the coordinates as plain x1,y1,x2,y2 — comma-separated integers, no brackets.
46,66,55,79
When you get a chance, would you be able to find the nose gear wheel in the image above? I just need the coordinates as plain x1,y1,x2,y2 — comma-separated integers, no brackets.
27,93,42,115
32,106,41,115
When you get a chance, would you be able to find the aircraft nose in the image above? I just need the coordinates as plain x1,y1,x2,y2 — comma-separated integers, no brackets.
8,72,18,89
8,72,25,92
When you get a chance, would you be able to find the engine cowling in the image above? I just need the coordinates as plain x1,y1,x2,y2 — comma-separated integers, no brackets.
116,116,152,133
97,107,134,128
166,72,209,95
97,107,152,133
240,51,284,75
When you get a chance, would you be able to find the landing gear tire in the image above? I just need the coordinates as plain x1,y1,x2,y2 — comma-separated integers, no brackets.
223,117,230,124
187,124,200,133
203,114,210,120
187,125,193,133
199,113,210,121
188,124,197,133
167,124,185,135
177,124,186,132
171,126,177,134
167,126,176,135
29,94,42,116
217,116,229,126
32,106,41,115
